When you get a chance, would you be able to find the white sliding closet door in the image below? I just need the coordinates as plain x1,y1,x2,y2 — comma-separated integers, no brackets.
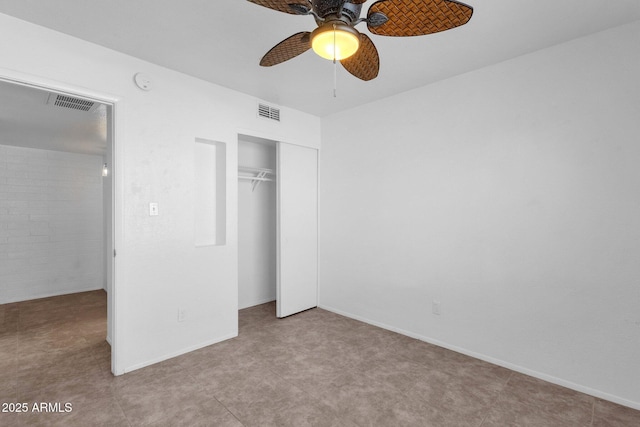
277,143,318,318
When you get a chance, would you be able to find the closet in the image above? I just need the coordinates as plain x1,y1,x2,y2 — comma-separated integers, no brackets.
238,134,318,317
238,136,277,309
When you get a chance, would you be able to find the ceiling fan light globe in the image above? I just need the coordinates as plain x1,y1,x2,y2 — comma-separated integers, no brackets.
311,24,360,61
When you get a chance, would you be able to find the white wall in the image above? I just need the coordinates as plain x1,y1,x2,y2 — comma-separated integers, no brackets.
0,145,104,303
0,13,320,373
319,21,640,409
238,137,277,309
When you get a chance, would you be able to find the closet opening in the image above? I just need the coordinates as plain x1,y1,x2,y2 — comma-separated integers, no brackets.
238,135,277,312
237,133,319,319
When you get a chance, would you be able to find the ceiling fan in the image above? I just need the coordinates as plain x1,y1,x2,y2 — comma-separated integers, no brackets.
246,0,474,81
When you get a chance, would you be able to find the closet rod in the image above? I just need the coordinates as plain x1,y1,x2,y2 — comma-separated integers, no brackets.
238,166,274,174
238,166,275,191
238,176,272,182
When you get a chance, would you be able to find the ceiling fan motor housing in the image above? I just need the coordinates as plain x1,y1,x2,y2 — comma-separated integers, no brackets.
312,0,362,24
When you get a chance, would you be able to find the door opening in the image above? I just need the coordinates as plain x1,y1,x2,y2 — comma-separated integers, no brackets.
0,77,118,374
238,135,277,311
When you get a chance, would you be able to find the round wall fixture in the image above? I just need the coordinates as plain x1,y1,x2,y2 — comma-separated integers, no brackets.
134,72,153,91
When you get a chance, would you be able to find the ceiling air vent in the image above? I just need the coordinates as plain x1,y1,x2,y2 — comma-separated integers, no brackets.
257,102,280,122
47,93,97,112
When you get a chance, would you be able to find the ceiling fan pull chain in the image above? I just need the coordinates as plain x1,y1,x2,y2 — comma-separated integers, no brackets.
333,60,338,98
333,24,337,98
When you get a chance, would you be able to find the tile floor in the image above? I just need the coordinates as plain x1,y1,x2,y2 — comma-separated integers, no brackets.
1,290,639,426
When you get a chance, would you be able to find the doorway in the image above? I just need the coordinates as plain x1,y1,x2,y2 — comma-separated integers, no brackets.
0,77,117,373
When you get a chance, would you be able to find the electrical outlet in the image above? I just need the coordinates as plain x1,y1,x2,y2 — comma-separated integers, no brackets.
432,300,441,316
178,308,186,322
149,202,159,216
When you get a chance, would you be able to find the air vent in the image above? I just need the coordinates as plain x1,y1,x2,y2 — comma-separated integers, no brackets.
47,93,96,112
258,102,280,122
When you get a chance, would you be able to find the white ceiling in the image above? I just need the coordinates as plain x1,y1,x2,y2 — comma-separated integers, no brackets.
0,0,639,119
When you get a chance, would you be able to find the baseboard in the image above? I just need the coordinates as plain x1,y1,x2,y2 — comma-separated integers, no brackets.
0,286,104,305
122,332,238,374
239,297,276,310
318,304,640,411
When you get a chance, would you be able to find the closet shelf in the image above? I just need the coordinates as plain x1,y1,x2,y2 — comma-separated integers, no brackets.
238,166,275,191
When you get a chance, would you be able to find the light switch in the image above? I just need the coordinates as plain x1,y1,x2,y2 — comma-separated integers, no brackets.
149,202,159,216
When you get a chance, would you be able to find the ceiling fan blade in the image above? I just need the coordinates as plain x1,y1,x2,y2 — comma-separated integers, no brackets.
260,32,311,67
340,34,380,81
246,0,310,15
367,0,473,37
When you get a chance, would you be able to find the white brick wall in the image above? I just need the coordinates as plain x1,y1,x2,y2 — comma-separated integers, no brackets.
0,144,104,303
